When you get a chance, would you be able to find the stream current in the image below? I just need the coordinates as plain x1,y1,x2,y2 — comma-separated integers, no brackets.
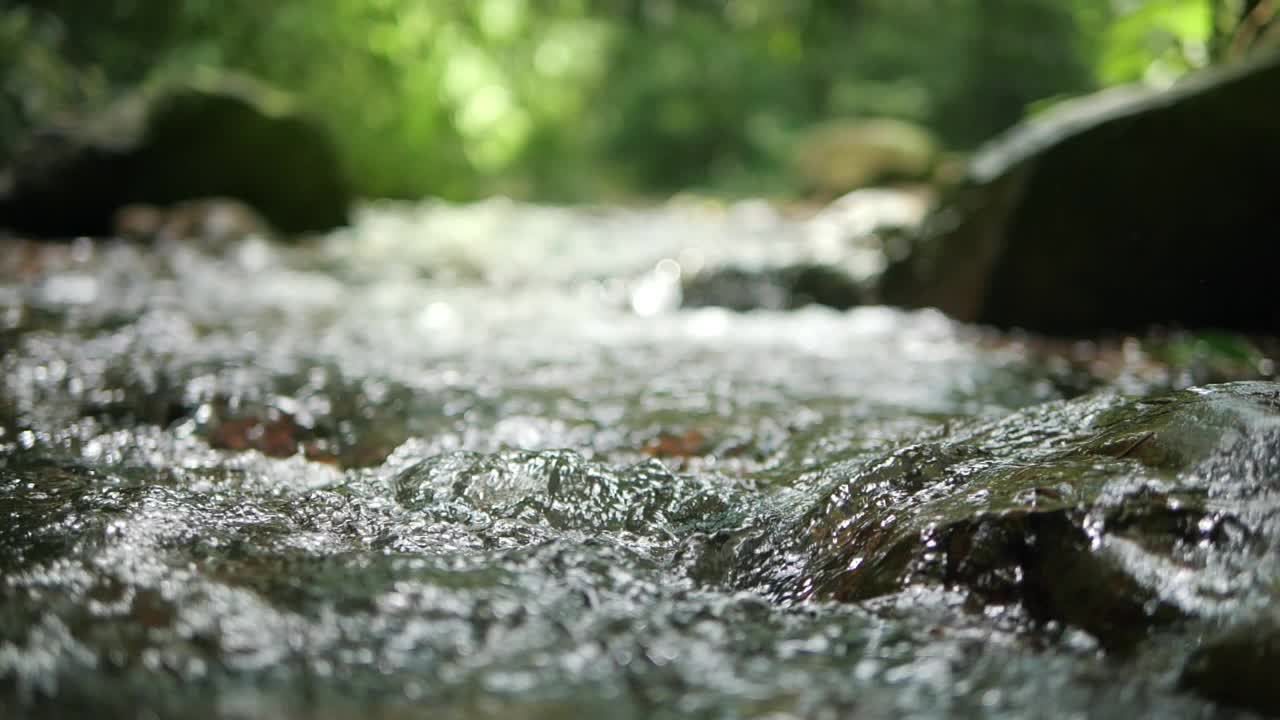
1,199,1276,718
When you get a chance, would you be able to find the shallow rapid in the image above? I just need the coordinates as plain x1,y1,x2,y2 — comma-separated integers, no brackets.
1,199,1277,718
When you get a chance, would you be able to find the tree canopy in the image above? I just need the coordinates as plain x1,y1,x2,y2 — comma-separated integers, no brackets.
1,0,1272,200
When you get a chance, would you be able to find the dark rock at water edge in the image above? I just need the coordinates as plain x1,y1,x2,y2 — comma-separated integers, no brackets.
882,52,1280,335
0,74,351,238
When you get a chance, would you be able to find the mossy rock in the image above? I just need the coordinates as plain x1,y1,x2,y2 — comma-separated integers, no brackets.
0,73,350,238
791,118,938,199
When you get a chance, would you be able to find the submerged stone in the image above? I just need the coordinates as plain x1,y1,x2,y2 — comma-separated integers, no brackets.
680,263,863,312
394,449,733,535
1180,611,1280,715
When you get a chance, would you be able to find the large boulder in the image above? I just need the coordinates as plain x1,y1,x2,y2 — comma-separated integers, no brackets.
0,74,350,238
882,53,1280,335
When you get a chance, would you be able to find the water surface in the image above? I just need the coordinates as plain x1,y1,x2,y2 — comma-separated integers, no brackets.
0,199,1273,718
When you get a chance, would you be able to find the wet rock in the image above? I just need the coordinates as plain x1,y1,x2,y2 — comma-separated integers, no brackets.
680,267,789,312
681,263,863,311
1180,613,1280,716
882,53,1280,334
710,382,1280,655
0,74,350,238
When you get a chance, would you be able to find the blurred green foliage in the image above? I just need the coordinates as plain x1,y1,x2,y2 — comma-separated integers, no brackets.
1099,0,1212,84
0,0,1267,200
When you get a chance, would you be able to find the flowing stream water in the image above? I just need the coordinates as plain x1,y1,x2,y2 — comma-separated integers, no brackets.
1,199,1277,718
